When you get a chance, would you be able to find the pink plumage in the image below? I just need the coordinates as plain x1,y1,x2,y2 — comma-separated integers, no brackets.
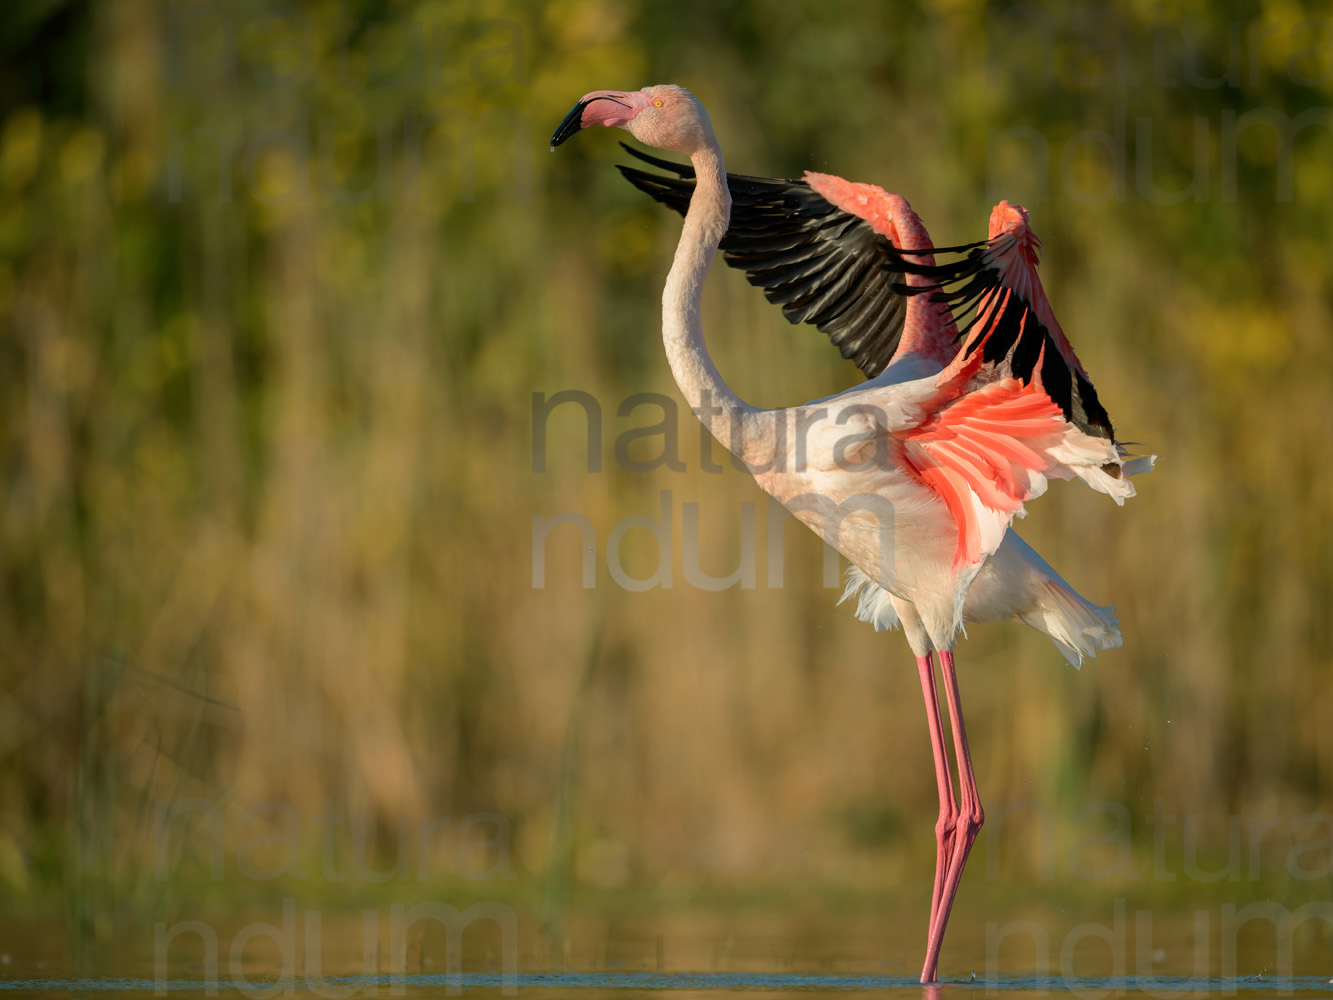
803,171,959,367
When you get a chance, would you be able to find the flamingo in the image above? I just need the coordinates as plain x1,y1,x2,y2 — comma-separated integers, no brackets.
550,84,1152,984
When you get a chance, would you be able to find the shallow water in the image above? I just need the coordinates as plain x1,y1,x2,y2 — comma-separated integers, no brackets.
6,971,1333,1000
2,905,1331,998
4,972,1333,997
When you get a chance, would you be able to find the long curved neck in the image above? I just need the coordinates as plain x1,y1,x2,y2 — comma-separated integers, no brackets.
663,140,767,464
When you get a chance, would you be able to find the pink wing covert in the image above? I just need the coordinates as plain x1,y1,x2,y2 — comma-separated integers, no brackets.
893,380,1066,568
803,171,957,368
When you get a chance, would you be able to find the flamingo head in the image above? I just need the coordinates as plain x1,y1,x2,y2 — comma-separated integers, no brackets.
550,84,714,155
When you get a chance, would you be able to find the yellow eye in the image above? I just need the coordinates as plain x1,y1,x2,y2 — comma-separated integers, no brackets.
653,99,663,108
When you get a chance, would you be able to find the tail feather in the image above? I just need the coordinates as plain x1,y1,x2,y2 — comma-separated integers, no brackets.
1019,581,1121,668
841,535,1126,668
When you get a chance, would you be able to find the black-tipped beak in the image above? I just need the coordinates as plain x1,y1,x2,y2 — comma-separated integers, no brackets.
550,100,590,149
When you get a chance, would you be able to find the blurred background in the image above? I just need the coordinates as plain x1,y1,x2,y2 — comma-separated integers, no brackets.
1,0,1331,966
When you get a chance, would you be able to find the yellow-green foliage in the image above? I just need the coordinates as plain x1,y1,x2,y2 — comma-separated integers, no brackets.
2,0,1331,923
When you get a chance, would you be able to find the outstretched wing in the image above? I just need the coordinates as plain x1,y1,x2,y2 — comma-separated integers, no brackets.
903,202,1115,441
846,205,1150,569
623,148,1149,518
618,144,916,378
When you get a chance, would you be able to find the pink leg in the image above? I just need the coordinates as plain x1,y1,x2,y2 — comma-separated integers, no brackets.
920,649,985,983
915,653,958,984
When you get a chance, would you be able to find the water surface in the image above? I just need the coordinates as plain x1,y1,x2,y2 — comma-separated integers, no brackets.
2,905,1330,998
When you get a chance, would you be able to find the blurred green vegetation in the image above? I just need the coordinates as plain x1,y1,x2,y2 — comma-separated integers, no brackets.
2,0,1332,939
